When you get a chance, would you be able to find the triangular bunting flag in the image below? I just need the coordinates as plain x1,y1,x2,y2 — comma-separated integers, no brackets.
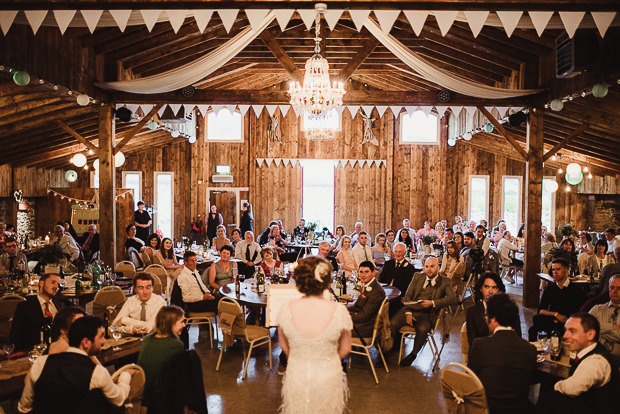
403,10,428,36
376,106,388,118
0,11,18,35
494,106,509,118
166,10,187,33
362,106,375,117
528,11,553,37
405,106,417,115
419,106,432,116
196,105,209,117
183,104,196,115
238,105,250,116
434,11,458,36
390,106,403,116
109,10,132,32
297,9,316,31
126,104,139,115
256,158,263,166
246,9,270,32
464,106,477,123
279,105,290,117
559,11,585,39
291,106,302,117
82,10,104,33
434,106,450,117
53,10,76,35
25,10,47,35
252,104,264,117
192,10,213,33
463,11,489,38
374,10,400,33
324,9,343,31
496,11,523,38
274,9,294,31
347,106,360,118
266,105,278,117
212,105,223,114
115,104,124,110
218,9,239,33
349,10,371,32
169,104,182,116
139,104,153,116
590,12,615,38
266,158,273,167
452,106,464,118
157,105,168,117
334,106,345,116
140,10,162,32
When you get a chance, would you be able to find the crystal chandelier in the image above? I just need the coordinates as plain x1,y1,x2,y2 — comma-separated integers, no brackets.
288,4,345,120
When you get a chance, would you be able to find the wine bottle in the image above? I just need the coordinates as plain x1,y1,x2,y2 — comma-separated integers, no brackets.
256,267,265,294
235,268,241,296
550,329,561,361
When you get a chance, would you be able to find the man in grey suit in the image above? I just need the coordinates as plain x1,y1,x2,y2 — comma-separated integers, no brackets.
348,261,385,338
391,257,456,366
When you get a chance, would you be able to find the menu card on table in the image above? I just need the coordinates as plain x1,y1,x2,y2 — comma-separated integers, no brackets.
266,285,303,327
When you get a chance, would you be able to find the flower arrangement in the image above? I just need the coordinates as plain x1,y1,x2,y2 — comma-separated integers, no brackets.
557,223,574,238
421,234,437,245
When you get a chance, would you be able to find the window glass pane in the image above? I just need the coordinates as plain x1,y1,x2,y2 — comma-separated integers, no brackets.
469,177,488,223
542,178,555,232
301,160,336,232
207,109,242,141
156,174,173,239
90,172,99,189
401,110,438,143
302,109,339,131
123,173,141,210
503,178,521,234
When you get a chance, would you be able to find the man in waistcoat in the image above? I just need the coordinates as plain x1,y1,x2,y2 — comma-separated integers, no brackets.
235,231,262,279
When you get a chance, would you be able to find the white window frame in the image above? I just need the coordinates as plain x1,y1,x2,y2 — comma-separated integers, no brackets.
501,175,523,234
542,176,557,233
154,172,174,239
468,175,490,224
89,171,99,189
122,171,142,209
399,110,440,145
206,109,244,142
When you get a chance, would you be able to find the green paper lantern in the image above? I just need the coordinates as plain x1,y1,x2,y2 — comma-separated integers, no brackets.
13,71,30,86
65,170,78,183
565,171,583,185
483,123,494,133
592,83,608,98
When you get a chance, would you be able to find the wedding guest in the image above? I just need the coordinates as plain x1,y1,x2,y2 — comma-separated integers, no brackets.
235,231,261,279
267,224,288,256
155,238,183,283
134,201,152,243
604,228,617,253
336,236,356,277
230,228,243,249
350,222,363,246
125,224,145,256
144,233,161,263
331,225,346,251
475,225,490,255
211,225,231,252
112,272,166,334
79,224,100,263
63,220,79,243
468,220,477,234
454,232,464,252
347,261,385,338
577,232,595,274
497,231,523,267
543,238,578,274
51,224,80,262
292,218,309,240
439,241,466,293
416,221,435,238
177,251,217,312
378,243,414,316
240,202,254,235
259,246,284,278
371,233,392,269
0,237,28,274
587,239,615,276
351,232,373,267
206,205,224,243
397,228,414,252
385,229,396,251
48,306,85,355
589,274,620,364
205,245,237,292
492,222,507,245
441,227,455,245
453,215,468,233
434,222,445,240
541,233,558,255
318,241,339,272
401,219,416,242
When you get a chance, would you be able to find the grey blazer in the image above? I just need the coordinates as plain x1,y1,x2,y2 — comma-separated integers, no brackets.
402,272,457,314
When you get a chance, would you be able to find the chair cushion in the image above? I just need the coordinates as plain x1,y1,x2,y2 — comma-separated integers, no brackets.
351,337,374,347
245,325,270,341
186,312,216,319
399,326,416,334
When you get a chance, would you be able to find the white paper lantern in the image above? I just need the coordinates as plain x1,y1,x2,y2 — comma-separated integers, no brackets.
171,130,180,138
65,170,78,182
566,163,581,177
447,137,456,146
76,94,90,106
188,136,197,144
71,153,87,168
544,180,558,193
114,151,125,167
550,99,563,111
463,132,473,141
93,159,99,170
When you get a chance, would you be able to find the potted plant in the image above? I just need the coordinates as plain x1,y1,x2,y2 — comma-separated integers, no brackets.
38,244,64,274
306,221,318,242
557,223,574,238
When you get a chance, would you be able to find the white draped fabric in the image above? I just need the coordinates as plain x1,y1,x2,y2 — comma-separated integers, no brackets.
96,10,275,94
363,17,543,99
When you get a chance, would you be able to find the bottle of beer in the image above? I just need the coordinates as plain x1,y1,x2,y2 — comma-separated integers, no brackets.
235,268,241,296
256,266,265,294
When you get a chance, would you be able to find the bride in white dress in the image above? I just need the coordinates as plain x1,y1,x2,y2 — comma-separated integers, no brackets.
277,256,353,414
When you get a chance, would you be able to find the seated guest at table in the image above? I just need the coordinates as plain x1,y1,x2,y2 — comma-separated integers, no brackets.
112,272,166,335
492,222,507,245
11,273,65,351
235,231,261,279
604,228,617,254
211,225,232,252
385,229,396,251
453,231,464,252
434,222,445,240
62,220,79,243
439,241,466,294
155,237,184,281
441,227,454,245
317,241,338,272
137,305,185,408
144,233,161,264
78,224,100,263
267,224,288,256
543,238,577,274
468,293,537,414
352,231,373,267
397,228,414,252
474,225,490,255
292,218,309,241
125,224,146,256
587,239,615,276
276,220,287,239
400,219,416,242
49,306,86,355
595,246,620,296
453,215,468,234
589,274,620,364
0,236,28,274
259,246,284,278
257,220,278,246
336,236,356,277
577,232,595,274
378,243,414,316
51,224,80,263
331,225,346,251
466,273,522,346
371,233,391,269
416,221,435,238
349,221,364,246
497,230,523,267
177,251,217,312
18,315,134,414
347,261,385,338
230,228,242,249
391,257,456,366
468,220,477,234
542,232,558,255
205,245,237,292
528,258,587,341
551,313,619,414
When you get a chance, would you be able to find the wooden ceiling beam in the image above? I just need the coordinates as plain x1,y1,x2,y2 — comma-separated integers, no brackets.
0,102,75,128
543,122,589,162
477,105,529,161
337,36,379,82
0,97,65,119
114,104,163,154
259,29,304,84
4,107,96,135
56,119,100,154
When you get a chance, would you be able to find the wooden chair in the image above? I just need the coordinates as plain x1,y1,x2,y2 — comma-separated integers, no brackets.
115,261,136,279
398,308,446,368
185,310,217,349
216,297,272,380
128,250,143,271
349,298,390,384
500,263,522,285
112,364,146,414
153,254,165,267
144,264,168,299
150,272,163,297
460,323,469,364
0,293,25,338
440,362,489,414
92,286,126,324
141,251,152,268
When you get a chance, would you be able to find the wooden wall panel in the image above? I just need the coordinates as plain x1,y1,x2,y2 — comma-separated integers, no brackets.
13,166,74,197
0,164,11,197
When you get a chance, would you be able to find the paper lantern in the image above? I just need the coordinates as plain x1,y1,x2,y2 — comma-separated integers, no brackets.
71,153,87,168
483,123,494,133
188,136,197,144
114,151,125,167
147,120,159,130
171,130,180,138
93,159,99,170
447,137,456,147
65,170,78,182
550,99,563,111
565,171,583,185
76,94,90,106
592,83,608,98
13,71,30,86
463,132,473,141
544,180,558,193
566,163,581,177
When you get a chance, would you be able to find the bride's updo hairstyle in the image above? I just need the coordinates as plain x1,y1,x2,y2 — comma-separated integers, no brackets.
293,256,333,296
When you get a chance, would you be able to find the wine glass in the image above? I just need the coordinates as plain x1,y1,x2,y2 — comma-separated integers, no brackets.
109,272,117,285
109,327,122,351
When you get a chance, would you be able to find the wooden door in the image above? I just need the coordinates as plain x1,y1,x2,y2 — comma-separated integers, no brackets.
209,190,237,230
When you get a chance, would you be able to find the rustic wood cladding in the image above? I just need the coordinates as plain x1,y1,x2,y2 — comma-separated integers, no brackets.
0,164,11,197
577,174,620,195
13,166,73,197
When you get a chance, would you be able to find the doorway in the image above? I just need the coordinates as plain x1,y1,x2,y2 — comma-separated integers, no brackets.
207,187,249,234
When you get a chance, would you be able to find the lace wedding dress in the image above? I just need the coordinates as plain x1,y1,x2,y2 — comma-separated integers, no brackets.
277,302,353,414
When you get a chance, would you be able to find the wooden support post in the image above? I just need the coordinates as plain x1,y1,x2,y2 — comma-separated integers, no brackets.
98,104,117,267
524,109,544,308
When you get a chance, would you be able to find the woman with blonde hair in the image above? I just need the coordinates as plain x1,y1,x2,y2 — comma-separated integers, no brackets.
335,236,356,277
212,224,232,251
